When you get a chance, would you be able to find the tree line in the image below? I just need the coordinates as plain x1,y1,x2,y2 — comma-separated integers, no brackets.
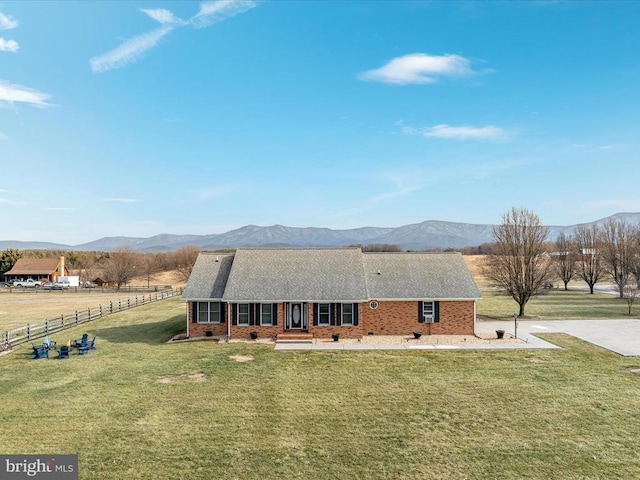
484,208,640,316
0,246,202,289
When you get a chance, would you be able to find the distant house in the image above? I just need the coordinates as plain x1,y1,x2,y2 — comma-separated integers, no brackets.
181,248,481,340
3,256,69,283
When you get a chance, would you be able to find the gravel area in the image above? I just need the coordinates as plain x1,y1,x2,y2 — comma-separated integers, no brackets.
171,332,524,346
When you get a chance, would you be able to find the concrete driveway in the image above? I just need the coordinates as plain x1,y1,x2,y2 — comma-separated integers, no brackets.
477,319,640,356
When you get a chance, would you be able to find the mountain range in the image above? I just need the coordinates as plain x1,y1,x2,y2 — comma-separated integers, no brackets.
1,212,639,253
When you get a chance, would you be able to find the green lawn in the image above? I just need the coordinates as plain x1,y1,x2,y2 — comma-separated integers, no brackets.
478,288,638,321
2,297,640,479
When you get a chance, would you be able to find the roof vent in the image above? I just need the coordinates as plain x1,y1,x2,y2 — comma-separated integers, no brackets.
215,256,219,262
377,270,381,275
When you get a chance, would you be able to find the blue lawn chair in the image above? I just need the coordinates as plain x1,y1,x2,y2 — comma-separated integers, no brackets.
56,345,70,359
31,344,48,359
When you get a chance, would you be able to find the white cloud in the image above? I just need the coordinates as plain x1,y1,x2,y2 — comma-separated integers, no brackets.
91,0,259,73
0,37,18,52
358,53,477,85
402,123,506,141
572,143,629,153
0,80,51,107
189,0,258,28
141,8,185,26
90,25,175,73
0,131,7,140
100,198,140,203
0,12,18,30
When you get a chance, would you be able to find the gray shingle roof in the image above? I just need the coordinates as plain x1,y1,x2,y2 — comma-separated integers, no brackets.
182,248,480,302
363,252,480,300
222,248,368,302
181,253,234,300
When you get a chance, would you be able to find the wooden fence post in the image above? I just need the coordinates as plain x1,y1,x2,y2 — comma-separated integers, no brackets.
75,310,79,324
27,324,31,340
100,304,103,317
45,320,48,333
88,307,91,320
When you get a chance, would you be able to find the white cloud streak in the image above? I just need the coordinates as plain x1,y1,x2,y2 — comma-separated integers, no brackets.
358,53,477,85
0,37,18,52
0,12,18,30
90,25,174,73
0,80,51,107
100,198,141,203
90,0,258,73
401,123,506,141
189,0,258,28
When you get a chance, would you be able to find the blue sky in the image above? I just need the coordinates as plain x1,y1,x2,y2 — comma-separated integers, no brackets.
1,1,639,245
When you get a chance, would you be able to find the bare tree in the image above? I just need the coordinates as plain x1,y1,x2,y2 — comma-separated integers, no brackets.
553,232,576,290
573,224,603,294
600,220,635,298
623,285,638,316
484,207,551,317
173,246,201,283
103,247,142,289
139,254,163,288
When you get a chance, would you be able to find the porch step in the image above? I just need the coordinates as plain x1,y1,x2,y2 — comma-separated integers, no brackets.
276,333,314,344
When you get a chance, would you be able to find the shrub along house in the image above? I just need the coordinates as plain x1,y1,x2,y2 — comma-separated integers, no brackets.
182,248,481,340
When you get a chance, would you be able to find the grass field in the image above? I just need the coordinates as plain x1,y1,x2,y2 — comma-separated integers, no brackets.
477,289,638,321
2,297,640,479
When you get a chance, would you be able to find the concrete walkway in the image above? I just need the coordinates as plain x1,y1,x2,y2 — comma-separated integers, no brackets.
275,319,640,356
476,319,640,356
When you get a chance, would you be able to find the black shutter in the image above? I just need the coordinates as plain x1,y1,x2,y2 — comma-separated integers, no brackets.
249,304,255,326
192,302,198,323
434,301,440,323
336,304,342,326
313,303,319,326
418,301,424,323
232,304,238,326
220,302,226,324
272,304,278,326
353,303,359,326
330,303,336,325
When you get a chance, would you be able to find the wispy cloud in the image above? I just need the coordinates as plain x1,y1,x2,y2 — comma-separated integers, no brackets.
0,80,51,108
0,37,18,52
100,198,141,203
400,122,506,141
0,132,8,140
572,143,629,153
358,53,482,85
90,0,258,73
0,11,18,30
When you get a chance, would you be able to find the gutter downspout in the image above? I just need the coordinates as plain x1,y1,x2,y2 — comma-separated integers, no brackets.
473,300,477,336
227,303,231,342
186,302,190,338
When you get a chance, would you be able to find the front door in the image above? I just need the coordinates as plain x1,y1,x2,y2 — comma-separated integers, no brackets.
286,302,307,330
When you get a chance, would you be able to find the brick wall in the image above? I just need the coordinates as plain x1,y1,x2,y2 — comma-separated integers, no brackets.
187,300,475,339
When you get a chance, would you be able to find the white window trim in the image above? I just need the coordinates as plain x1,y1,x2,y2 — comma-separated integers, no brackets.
197,301,221,324
341,303,354,326
422,301,435,323
317,303,331,326
260,303,273,326
237,303,250,326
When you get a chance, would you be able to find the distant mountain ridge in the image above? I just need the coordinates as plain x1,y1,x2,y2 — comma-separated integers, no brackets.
1,212,639,253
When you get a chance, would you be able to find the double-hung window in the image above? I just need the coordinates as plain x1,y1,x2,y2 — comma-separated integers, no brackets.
317,303,331,326
237,303,250,326
341,303,354,326
422,301,434,322
197,301,221,323
260,303,273,326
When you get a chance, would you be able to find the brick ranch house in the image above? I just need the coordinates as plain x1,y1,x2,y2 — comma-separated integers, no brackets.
182,248,481,340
